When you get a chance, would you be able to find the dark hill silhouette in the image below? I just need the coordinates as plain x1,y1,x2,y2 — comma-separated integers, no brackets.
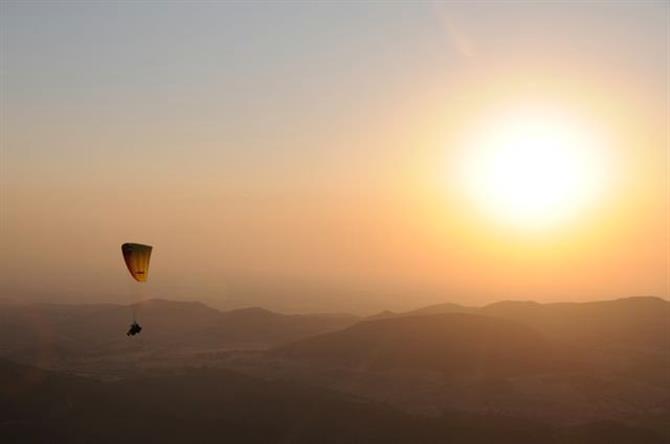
276,313,564,377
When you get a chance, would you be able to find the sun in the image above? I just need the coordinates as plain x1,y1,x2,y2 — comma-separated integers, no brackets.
459,107,606,230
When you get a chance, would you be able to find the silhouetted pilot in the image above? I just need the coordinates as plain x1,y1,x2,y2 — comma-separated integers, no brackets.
126,321,142,336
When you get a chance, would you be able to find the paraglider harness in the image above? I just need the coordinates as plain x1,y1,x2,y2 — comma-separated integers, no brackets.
127,321,142,336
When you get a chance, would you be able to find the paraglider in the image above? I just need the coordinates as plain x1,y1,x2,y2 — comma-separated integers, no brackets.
126,322,142,336
121,242,153,336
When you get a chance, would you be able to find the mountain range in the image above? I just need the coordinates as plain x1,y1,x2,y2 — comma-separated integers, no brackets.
1,295,668,442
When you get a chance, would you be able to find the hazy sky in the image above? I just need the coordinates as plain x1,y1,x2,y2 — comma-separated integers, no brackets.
1,2,668,313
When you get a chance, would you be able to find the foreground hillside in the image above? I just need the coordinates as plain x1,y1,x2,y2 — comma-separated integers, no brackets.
1,358,665,444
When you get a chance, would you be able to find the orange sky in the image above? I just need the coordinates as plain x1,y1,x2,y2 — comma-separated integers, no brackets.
1,2,667,313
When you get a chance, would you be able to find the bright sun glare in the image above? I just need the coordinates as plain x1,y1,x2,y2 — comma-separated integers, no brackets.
460,107,606,229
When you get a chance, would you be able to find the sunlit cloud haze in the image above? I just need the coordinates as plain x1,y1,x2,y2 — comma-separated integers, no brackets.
1,2,667,313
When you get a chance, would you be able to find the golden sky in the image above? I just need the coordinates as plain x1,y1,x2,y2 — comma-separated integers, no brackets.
1,2,667,312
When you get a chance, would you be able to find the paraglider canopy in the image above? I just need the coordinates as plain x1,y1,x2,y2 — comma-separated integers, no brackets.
121,243,153,282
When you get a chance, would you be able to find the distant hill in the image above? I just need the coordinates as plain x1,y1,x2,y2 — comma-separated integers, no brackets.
480,296,670,350
276,313,565,377
407,302,476,316
366,303,474,321
365,309,401,320
358,297,670,394
366,297,670,353
2,357,665,444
